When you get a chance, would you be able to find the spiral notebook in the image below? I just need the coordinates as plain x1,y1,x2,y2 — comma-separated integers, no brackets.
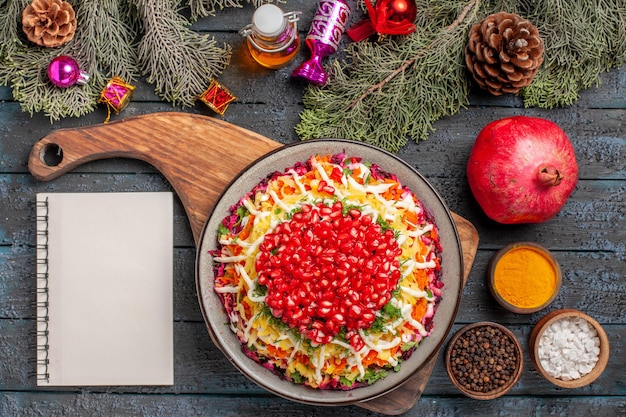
36,192,174,386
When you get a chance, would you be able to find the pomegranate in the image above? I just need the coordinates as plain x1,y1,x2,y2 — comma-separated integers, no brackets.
466,116,578,224
256,201,402,349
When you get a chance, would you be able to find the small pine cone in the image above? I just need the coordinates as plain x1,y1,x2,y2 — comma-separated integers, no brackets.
22,0,77,48
465,12,544,95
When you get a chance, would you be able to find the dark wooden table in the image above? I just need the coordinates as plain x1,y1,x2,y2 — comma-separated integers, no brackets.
1,2,624,416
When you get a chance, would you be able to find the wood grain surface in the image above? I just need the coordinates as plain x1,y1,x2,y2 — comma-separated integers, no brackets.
27,112,479,415
1,1,624,415
28,113,282,243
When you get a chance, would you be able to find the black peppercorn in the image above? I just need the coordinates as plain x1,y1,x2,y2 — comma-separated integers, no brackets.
448,325,519,394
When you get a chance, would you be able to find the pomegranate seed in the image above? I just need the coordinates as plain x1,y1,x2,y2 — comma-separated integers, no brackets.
318,306,332,317
311,320,324,330
326,320,339,334
270,269,281,279
255,202,402,344
320,255,334,264
349,334,365,351
362,311,375,322
332,312,345,324
348,208,361,218
329,210,342,219
337,286,349,297
349,305,362,318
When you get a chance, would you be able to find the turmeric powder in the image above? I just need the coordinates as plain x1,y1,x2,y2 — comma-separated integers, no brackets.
493,246,558,309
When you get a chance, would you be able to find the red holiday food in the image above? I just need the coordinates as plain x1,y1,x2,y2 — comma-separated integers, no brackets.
467,116,579,224
211,154,443,389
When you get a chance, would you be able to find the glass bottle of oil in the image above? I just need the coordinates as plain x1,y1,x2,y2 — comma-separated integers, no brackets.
239,4,301,69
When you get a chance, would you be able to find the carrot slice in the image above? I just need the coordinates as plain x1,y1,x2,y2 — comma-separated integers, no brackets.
412,298,428,322
238,215,255,240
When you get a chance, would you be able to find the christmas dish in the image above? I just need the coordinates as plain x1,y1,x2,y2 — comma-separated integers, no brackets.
196,140,464,405
211,153,443,389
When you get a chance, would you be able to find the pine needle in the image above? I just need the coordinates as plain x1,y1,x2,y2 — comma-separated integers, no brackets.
0,0,624,127
0,0,234,119
0,0,30,85
296,0,626,151
518,0,626,108
296,0,481,152
3,0,140,120
134,0,231,107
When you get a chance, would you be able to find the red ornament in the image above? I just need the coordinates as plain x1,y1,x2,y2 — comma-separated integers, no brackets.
198,79,236,116
347,0,417,42
98,76,135,123
389,0,411,20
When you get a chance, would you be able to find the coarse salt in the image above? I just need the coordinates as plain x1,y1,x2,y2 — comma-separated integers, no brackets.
537,316,600,381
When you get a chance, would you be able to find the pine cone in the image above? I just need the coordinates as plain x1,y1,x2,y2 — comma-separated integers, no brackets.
465,12,543,96
22,0,76,48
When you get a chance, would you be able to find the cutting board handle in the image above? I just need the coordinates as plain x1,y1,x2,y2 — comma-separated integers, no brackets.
28,112,281,242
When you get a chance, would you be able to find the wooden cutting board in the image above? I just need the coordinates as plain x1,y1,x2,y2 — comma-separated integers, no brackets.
28,112,478,415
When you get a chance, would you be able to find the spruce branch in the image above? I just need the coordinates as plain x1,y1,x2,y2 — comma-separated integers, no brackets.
346,0,479,111
0,0,624,127
0,0,30,85
518,0,626,108
81,0,139,83
297,0,626,151
134,0,231,107
296,0,481,152
7,0,140,120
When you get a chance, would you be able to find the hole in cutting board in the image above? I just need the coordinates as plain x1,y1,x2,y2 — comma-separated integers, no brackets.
42,143,63,167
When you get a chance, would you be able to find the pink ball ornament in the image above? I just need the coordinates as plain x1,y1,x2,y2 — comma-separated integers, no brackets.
47,55,89,88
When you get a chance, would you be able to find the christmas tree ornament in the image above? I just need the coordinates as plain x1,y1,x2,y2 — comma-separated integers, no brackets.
346,0,417,42
98,76,136,123
465,12,544,96
198,79,236,116
22,0,77,48
47,55,89,88
292,0,351,86
239,4,301,69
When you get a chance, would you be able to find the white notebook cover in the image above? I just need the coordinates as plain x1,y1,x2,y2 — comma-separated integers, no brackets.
36,192,174,386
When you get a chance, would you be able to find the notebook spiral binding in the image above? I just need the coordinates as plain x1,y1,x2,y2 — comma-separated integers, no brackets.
36,198,50,383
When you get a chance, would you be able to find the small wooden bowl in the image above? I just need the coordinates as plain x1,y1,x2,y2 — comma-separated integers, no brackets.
487,242,562,314
529,309,610,388
445,322,523,400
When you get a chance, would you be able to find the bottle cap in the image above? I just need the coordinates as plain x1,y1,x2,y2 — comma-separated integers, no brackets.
252,4,286,37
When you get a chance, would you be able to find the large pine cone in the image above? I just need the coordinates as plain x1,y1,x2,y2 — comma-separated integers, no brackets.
465,12,543,95
22,0,76,48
